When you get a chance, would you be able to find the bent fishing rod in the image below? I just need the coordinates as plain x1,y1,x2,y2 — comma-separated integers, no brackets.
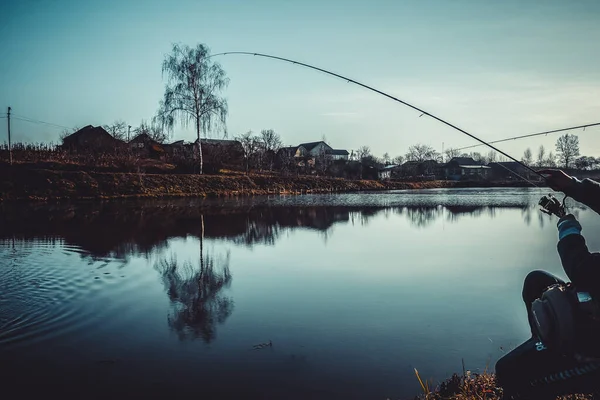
210,51,559,185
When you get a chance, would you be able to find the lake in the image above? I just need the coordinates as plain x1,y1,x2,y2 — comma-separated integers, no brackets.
1,188,598,399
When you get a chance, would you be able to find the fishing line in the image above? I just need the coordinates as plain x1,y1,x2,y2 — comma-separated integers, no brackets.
211,51,545,186
456,122,600,151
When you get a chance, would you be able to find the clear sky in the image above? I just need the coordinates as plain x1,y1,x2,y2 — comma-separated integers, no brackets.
1,0,599,160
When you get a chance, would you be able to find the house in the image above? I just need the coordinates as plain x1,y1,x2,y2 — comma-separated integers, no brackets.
488,162,537,181
129,133,164,159
327,149,349,161
458,165,491,180
165,140,186,156
296,141,332,158
378,164,399,180
397,161,419,177
61,125,125,151
197,138,244,169
444,157,487,180
393,160,441,179
276,141,349,168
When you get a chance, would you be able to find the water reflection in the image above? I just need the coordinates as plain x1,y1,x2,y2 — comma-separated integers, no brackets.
1,201,560,255
156,249,233,342
1,192,593,399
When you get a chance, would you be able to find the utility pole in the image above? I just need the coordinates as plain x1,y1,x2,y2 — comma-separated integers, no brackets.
7,107,12,165
442,141,444,163
128,125,131,141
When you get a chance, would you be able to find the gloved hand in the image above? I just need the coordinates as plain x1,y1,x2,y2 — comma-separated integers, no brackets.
557,214,582,241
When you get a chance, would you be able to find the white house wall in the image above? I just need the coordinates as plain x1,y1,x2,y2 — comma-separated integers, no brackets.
309,142,333,156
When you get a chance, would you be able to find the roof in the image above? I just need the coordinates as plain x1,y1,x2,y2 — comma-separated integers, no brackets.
298,141,328,152
327,149,349,156
129,133,158,145
402,160,420,166
201,138,240,145
488,162,530,172
169,140,185,146
191,138,242,147
449,157,480,165
380,164,399,170
489,162,525,167
459,165,491,169
64,125,113,141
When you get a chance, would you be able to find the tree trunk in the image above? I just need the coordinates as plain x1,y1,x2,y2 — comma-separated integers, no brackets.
196,117,203,174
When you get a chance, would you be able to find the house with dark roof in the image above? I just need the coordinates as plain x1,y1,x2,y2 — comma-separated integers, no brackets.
378,164,399,180
290,141,350,161
444,157,489,180
61,125,125,151
187,138,244,170
296,141,331,158
488,162,537,181
129,133,165,159
327,149,349,161
164,140,186,156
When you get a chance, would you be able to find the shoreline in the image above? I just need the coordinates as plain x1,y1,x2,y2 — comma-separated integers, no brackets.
0,166,541,201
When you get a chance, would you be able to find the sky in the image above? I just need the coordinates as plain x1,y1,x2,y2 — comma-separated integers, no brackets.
1,0,600,160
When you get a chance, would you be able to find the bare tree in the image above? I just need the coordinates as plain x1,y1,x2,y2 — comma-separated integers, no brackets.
471,152,483,163
575,156,596,170
536,145,546,167
260,129,282,170
103,120,128,141
521,148,533,166
405,144,438,162
278,148,297,175
481,150,498,165
382,152,391,165
237,131,261,173
545,151,557,167
156,43,229,174
445,148,460,161
135,120,168,143
555,134,580,169
357,146,371,160
392,155,404,165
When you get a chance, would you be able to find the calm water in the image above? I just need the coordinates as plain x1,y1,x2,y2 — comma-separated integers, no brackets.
1,188,599,399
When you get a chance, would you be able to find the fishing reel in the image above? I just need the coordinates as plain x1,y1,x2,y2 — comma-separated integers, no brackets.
539,194,566,218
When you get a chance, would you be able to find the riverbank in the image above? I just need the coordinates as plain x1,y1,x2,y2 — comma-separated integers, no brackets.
0,165,539,201
412,371,592,399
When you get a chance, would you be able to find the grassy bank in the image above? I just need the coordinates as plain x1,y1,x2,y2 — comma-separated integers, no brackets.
0,164,538,201
411,371,592,400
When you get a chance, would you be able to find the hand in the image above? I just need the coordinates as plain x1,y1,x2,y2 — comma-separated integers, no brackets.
538,169,575,193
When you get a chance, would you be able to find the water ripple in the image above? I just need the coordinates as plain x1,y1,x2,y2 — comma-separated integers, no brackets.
0,241,144,350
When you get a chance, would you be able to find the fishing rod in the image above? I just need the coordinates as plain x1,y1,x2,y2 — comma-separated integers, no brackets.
211,51,545,186
456,122,600,152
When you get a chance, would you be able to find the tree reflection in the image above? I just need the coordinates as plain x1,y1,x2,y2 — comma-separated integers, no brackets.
2,200,572,258
405,207,440,228
155,244,234,342
522,207,532,226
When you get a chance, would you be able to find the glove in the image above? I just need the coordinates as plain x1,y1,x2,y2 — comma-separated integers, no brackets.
557,214,582,241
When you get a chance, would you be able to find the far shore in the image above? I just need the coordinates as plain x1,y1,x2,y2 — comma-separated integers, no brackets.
0,163,542,202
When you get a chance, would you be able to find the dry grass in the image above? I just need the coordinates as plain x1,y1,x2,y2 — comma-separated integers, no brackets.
412,369,593,400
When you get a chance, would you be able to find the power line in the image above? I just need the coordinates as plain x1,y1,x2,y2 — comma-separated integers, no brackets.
10,114,71,130
455,122,600,152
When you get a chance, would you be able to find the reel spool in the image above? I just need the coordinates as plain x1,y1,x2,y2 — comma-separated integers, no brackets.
539,194,567,218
